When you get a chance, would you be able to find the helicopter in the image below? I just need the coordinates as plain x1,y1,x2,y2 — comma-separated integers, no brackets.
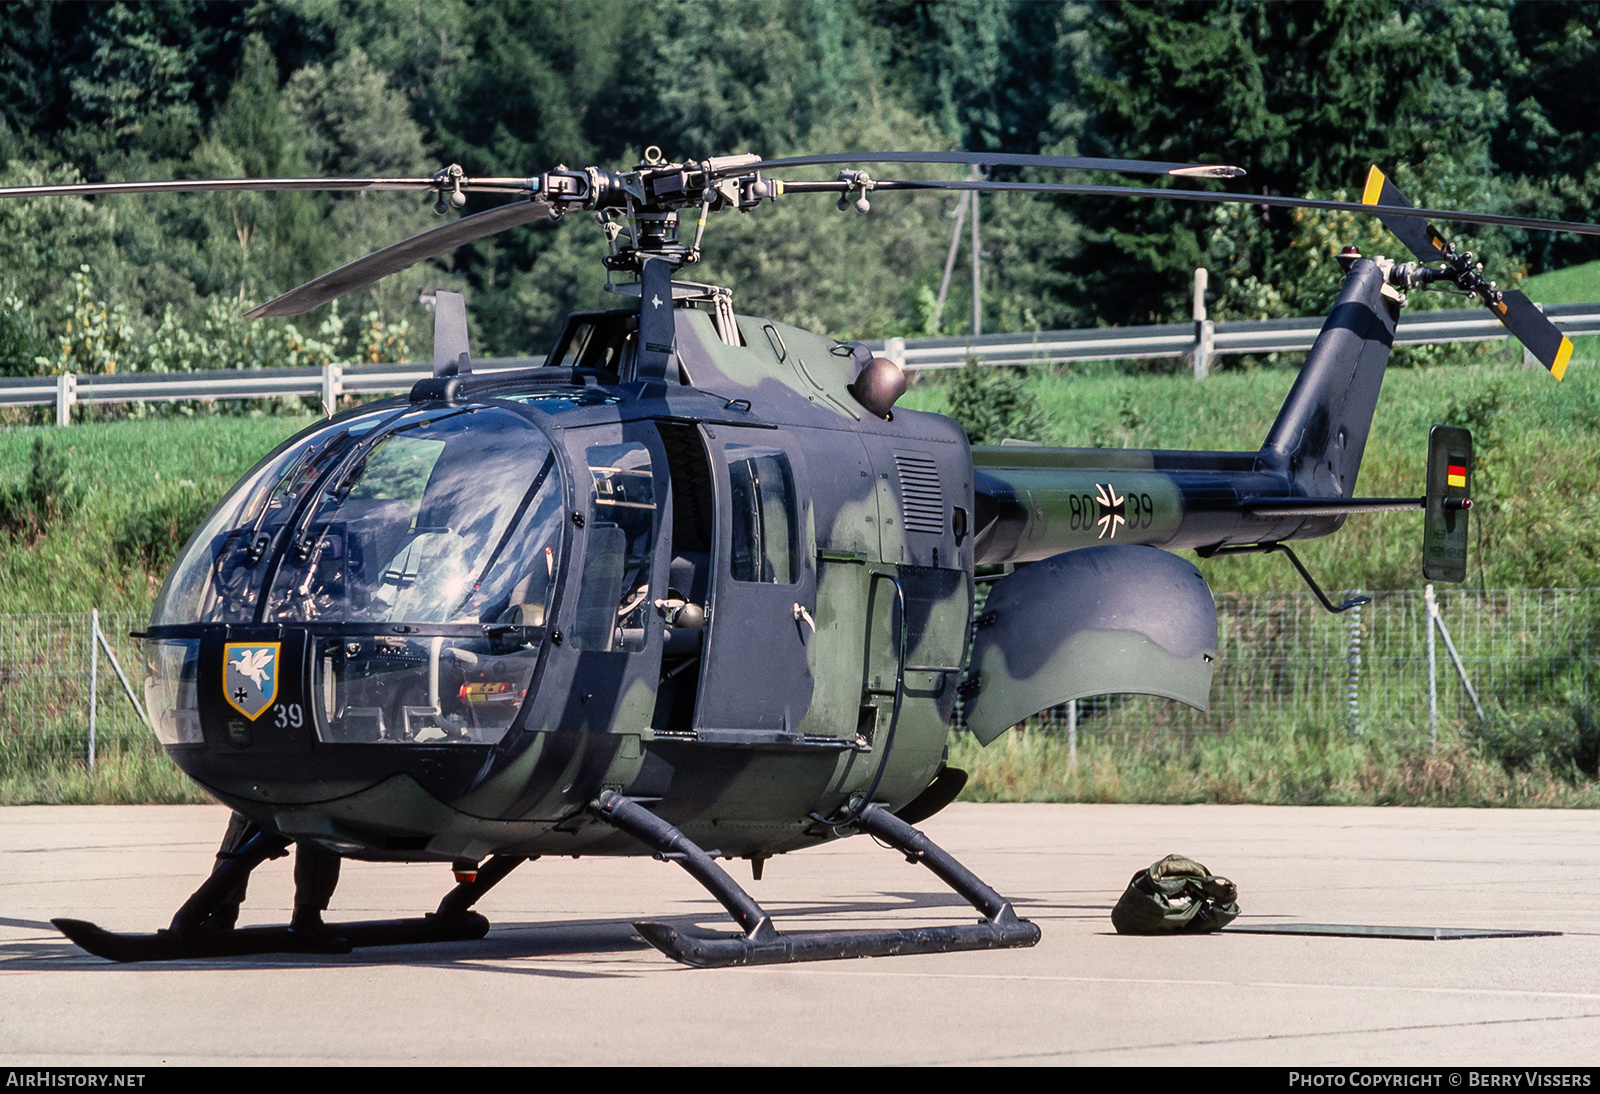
5,148,1595,968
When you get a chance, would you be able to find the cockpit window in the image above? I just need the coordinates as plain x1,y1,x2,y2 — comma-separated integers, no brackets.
154,405,566,628
263,407,564,624
152,407,396,625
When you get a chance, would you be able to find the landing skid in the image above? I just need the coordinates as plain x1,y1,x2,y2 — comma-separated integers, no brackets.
52,831,528,963
590,791,1041,968
51,913,488,962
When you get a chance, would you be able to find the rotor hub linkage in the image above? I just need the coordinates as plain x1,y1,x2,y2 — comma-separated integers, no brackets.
835,169,874,214
431,164,467,215
1387,243,1503,307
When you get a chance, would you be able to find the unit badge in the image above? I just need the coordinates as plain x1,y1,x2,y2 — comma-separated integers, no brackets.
223,642,281,720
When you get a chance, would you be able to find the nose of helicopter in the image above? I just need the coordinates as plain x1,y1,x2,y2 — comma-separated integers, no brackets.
139,400,571,825
144,623,544,804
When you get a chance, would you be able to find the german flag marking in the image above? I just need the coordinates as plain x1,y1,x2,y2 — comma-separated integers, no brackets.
1362,166,1385,206
1552,337,1573,382
1447,464,1467,488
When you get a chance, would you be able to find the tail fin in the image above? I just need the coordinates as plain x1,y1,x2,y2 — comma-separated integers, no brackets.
1258,258,1399,502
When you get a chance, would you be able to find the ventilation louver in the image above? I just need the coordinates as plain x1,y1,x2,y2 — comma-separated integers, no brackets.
893,451,945,535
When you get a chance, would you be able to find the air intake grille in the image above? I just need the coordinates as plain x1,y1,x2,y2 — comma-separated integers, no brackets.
894,451,945,535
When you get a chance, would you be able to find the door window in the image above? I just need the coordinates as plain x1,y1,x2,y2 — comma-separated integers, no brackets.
572,442,657,651
727,446,798,585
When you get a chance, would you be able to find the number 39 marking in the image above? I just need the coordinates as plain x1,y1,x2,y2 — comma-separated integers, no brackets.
274,703,303,729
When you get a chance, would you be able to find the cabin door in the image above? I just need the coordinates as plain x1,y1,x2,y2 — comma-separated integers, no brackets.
691,425,818,739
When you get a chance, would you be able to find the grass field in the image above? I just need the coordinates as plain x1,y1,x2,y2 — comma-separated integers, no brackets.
951,729,1600,808
3,350,1599,612
0,413,316,613
1523,257,1600,305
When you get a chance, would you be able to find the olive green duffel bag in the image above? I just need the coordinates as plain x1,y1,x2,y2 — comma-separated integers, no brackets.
1111,854,1240,934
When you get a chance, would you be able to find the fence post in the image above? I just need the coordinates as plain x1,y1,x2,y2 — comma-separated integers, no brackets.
1066,698,1077,768
55,372,76,427
883,337,906,369
1432,602,1490,733
88,609,98,771
1191,268,1213,379
321,362,344,417
1424,585,1439,751
1345,592,1363,736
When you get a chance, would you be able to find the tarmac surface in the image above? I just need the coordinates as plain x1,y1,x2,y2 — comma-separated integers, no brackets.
1,801,1597,1066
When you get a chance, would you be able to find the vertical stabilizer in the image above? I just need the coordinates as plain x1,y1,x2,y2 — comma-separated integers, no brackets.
1259,258,1399,502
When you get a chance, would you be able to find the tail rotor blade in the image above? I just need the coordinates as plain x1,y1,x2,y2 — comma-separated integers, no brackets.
1493,289,1575,380
1360,166,1448,262
1361,165,1575,381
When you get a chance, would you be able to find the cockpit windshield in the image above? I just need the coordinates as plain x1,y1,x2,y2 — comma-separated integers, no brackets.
153,406,566,628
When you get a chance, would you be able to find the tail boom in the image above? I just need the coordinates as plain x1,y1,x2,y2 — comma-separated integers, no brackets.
971,258,1401,566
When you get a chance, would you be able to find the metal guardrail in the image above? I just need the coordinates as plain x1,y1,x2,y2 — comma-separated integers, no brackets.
0,357,545,424
4,302,1598,425
868,301,1600,371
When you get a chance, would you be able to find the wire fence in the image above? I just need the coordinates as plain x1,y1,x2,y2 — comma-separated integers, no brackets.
3,592,1598,766
0,611,153,767
1015,588,1600,753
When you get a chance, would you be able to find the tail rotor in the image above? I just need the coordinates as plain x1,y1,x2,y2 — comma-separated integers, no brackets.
1362,166,1575,380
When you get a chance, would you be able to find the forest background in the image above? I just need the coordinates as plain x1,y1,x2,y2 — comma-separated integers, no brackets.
2,0,1598,373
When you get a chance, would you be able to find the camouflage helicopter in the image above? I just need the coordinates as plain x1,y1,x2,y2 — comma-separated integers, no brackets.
6,149,1594,967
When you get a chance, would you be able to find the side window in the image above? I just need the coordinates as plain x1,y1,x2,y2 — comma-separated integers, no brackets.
552,322,593,369
727,446,798,585
572,442,657,651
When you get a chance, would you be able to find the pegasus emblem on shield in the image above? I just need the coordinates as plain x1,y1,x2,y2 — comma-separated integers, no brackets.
223,642,281,720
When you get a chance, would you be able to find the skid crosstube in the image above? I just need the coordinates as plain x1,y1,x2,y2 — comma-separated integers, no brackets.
52,840,528,963
590,791,1041,968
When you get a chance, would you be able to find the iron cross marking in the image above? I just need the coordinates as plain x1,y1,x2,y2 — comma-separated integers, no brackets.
1095,482,1126,539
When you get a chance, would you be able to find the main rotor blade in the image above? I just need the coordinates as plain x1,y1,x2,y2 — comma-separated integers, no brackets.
246,199,554,319
800,178,1600,238
0,176,539,200
744,151,1245,179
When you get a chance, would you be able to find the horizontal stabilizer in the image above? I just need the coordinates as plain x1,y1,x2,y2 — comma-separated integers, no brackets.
1423,425,1472,583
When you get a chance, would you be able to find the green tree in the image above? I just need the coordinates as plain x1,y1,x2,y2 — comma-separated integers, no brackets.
1075,1,1522,324
945,358,1046,445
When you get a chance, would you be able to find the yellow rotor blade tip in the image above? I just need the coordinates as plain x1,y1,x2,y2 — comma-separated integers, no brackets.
1362,166,1386,206
1551,338,1573,382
